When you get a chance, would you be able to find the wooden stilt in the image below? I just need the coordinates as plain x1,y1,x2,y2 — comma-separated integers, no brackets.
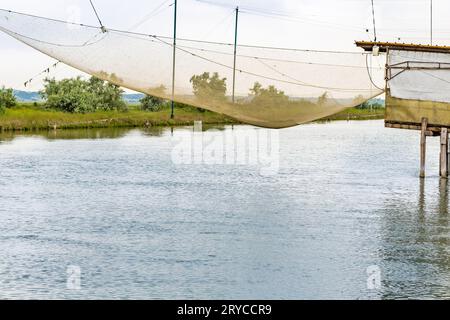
448,134,450,176
440,127,448,178
420,117,428,178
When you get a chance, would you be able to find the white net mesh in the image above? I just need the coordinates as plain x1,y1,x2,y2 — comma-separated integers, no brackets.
0,9,384,128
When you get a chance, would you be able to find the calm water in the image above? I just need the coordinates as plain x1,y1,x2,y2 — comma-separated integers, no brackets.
0,120,449,300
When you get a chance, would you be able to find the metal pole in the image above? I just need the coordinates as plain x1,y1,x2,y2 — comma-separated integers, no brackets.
171,0,178,119
431,0,433,45
232,6,239,104
371,0,377,42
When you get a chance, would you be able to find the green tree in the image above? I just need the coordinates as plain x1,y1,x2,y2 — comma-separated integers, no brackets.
0,86,17,114
249,82,289,106
140,85,167,112
40,76,126,113
190,72,227,102
88,77,127,111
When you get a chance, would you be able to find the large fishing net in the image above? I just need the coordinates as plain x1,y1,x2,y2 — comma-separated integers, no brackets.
0,9,384,129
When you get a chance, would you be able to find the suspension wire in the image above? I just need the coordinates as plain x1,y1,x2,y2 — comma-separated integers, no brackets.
200,8,235,40
174,43,381,69
113,28,383,84
19,0,171,89
17,29,106,88
3,27,107,48
195,0,363,32
258,56,382,93
106,29,377,71
256,58,310,86
11,31,377,90
152,35,376,92
128,0,172,31
3,6,380,90
239,10,362,32
1,8,367,55
23,61,60,88
371,0,377,42
365,54,384,91
108,27,366,54
420,70,450,85
89,0,106,32
110,28,370,55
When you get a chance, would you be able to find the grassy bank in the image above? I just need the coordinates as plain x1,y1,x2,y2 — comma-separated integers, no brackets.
321,107,385,121
0,103,385,131
0,103,236,131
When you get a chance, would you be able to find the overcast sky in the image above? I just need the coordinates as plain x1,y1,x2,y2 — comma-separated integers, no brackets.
0,0,448,90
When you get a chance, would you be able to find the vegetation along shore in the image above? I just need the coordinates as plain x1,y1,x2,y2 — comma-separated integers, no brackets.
0,76,384,132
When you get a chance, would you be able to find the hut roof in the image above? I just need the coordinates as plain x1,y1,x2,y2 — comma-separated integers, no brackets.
355,41,450,54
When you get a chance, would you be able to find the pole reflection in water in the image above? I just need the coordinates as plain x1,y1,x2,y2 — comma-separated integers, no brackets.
380,178,450,299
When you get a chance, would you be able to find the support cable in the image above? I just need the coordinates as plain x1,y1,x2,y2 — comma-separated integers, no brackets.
128,0,172,31
172,43,381,69
89,0,106,32
200,8,235,40
0,8,368,55
5,6,380,91
365,54,384,91
153,35,376,93
420,70,450,85
23,61,60,88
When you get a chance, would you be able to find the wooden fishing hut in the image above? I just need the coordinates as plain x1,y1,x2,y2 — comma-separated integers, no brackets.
357,41,450,178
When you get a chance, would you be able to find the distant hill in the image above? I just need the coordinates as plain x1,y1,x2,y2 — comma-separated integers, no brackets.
122,93,145,103
13,90,145,104
13,90,384,107
13,90,42,102
368,98,385,107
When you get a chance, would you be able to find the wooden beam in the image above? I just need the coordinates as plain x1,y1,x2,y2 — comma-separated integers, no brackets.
440,127,448,178
420,117,428,178
385,121,441,135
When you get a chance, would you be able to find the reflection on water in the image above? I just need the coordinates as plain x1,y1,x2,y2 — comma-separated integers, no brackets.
380,178,450,300
0,120,449,299
0,124,228,142
0,127,166,141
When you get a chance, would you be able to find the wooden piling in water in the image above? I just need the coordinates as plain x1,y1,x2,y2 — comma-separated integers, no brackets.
440,127,448,178
420,117,428,178
448,135,450,176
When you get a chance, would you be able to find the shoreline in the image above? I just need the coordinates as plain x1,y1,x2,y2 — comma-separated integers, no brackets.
0,105,236,132
320,108,385,121
0,105,385,132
